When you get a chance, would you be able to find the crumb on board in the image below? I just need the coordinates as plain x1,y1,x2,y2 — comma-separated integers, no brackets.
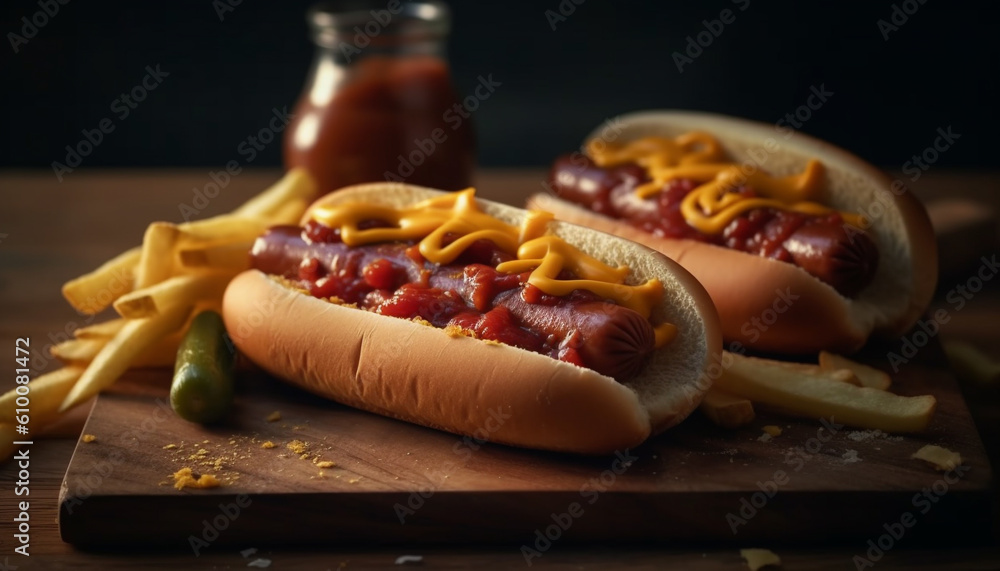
395,555,423,565
842,449,862,464
757,433,772,443
172,467,222,490
740,548,781,570
300,453,310,460
247,558,271,568
762,425,782,437
163,444,177,450
316,461,336,469
287,440,308,455
265,410,282,422
241,547,258,558
911,444,962,471
261,441,276,449
81,434,97,443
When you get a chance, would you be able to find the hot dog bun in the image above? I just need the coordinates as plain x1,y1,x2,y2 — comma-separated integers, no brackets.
223,184,722,454
529,110,938,354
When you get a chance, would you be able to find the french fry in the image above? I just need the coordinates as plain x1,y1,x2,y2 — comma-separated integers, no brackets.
50,339,106,363
178,241,253,270
61,246,140,314
0,367,85,422
113,271,234,319
51,335,180,369
819,351,892,390
764,360,861,386
176,215,270,248
232,168,317,219
700,388,755,428
715,352,936,433
134,222,180,289
60,303,193,412
73,318,127,340
268,197,310,225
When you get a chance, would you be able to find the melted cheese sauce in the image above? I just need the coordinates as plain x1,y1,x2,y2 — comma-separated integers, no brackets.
310,188,675,346
586,132,865,233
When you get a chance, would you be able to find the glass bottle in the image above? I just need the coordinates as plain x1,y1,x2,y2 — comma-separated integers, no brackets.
284,1,476,196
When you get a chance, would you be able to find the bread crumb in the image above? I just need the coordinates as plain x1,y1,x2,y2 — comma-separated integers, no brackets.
842,449,862,464
395,555,423,565
410,316,432,327
762,425,782,437
261,441,276,449
757,433,772,443
300,453,310,460
265,411,282,422
740,548,781,570
172,467,222,490
81,434,97,443
443,324,474,338
911,444,962,471
163,444,177,450
316,460,336,469
287,439,308,455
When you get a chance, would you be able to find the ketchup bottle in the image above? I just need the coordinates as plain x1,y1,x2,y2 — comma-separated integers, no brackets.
284,1,476,196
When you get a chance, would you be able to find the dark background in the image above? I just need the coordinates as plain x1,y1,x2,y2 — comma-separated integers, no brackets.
1,0,997,170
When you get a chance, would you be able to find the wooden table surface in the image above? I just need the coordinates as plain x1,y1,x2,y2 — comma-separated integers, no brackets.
0,168,998,569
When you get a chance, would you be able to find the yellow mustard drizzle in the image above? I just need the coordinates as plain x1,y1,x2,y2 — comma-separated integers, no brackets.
309,188,675,347
586,133,866,233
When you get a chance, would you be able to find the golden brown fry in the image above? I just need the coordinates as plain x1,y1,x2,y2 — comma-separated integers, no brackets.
61,246,140,315
73,318,127,340
268,197,310,225
176,216,270,248
50,339,106,363
178,241,253,271
113,271,234,319
134,222,180,289
0,367,85,422
53,335,180,370
700,388,755,428
60,303,193,412
819,351,892,390
715,352,936,433
766,360,861,386
232,168,317,219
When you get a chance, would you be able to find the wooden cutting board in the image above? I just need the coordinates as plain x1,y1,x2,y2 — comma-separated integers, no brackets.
58,336,991,549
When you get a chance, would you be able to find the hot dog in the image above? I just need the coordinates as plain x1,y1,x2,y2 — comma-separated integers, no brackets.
530,110,937,354
223,184,722,454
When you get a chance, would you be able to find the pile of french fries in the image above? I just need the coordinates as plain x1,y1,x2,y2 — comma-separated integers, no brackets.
700,350,937,432
0,169,317,460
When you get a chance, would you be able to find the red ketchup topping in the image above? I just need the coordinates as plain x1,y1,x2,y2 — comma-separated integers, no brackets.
249,221,657,382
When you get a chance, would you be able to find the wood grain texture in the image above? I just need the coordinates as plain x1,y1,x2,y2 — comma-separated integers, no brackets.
58,336,991,549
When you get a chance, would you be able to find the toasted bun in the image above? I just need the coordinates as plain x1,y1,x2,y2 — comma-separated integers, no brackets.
529,110,937,354
223,184,722,454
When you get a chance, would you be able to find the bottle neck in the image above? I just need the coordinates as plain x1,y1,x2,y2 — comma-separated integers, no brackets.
307,1,450,64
